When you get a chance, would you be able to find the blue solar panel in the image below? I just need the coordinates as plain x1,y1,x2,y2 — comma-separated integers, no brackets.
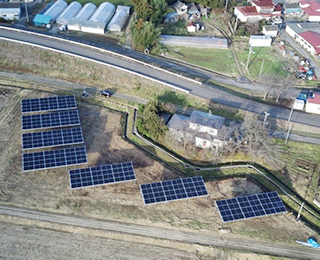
21,96,77,113
140,176,208,205
69,162,135,189
22,127,84,150
22,146,87,172
21,110,80,131
215,191,287,223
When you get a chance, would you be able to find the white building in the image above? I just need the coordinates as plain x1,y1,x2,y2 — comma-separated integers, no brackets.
249,35,272,47
306,92,320,114
262,25,279,37
56,1,82,25
293,99,305,110
44,0,68,23
0,3,20,21
107,5,130,32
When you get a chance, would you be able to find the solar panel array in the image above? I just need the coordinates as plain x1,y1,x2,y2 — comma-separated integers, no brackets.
22,110,80,131
22,146,87,172
69,162,135,189
22,127,84,150
215,191,286,223
21,95,77,113
140,176,208,205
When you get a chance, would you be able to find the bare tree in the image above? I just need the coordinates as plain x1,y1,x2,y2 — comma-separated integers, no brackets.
273,74,294,103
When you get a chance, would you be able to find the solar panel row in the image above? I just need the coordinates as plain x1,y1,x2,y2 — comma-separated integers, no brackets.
22,127,84,150
22,146,87,172
21,95,77,113
140,176,208,205
215,191,286,223
69,162,135,189
22,110,80,131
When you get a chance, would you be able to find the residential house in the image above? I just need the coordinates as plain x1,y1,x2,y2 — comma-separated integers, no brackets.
299,0,320,21
0,2,20,21
296,31,320,56
249,35,272,46
187,3,201,19
167,110,227,149
284,2,302,16
234,0,281,22
262,25,279,37
234,6,262,22
187,22,201,32
306,92,320,114
172,0,188,15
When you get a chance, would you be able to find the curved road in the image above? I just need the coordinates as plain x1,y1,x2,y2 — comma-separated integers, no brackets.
0,204,319,259
1,29,320,127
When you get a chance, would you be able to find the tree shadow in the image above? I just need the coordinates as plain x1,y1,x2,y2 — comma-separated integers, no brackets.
157,90,188,107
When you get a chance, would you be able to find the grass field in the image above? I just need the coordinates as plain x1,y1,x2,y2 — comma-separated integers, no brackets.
166,47,238,76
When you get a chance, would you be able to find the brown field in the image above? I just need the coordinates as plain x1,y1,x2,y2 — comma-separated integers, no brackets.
0,85,316,254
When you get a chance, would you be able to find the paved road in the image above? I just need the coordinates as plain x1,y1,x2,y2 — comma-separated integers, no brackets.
0,204,319,259
2,29,320,128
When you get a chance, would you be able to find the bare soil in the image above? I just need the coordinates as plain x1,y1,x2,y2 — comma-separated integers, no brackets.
0,86,316,259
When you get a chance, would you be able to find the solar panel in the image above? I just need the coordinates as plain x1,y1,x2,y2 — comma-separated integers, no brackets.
21,110,80,131
22,127,84,150
22,146,87,172
140,176,208,205
21,95,77,113
215,191,287,223
69,162,135,189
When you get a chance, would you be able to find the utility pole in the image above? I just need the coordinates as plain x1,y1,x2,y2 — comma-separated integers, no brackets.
225,0,229,12
246,46,252,70
259,59,265,78
24,0,29,24
234,17,238,33
285,102,295,144
297,202,305,220
263,111,270,126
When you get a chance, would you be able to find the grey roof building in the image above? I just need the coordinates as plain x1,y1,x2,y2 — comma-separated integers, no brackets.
167,114,189,131
189,110,225,129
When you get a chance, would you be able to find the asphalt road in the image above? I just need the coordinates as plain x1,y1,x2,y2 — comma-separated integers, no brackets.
0,204,319,259
1,29,320,128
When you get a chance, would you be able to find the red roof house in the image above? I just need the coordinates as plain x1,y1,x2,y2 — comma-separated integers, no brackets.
306,92,320,114
298,31,320,55
252,0,274,13
234,6,262,22
299,0,320,21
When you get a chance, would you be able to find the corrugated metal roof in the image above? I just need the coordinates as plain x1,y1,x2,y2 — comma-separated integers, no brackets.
44,0,67,22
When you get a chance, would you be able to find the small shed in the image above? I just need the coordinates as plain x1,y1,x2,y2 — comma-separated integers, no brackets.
293,99,305,110
44,0,68,23
249,35,272,47
33,14,51,26
107,5,130,32
172,0,188,15
284,2,301,15
262,25,279,37
0,2,20,21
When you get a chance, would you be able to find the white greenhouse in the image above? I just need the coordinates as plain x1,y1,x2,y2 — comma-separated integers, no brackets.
75,2,96,20
90,2,115,24
107,5,130,32
56,1,82,24
44,0,67,23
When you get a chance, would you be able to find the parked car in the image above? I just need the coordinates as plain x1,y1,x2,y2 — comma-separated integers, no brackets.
99,90,111,97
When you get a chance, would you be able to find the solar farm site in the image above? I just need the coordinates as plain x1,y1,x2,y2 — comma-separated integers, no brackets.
0,87,315,251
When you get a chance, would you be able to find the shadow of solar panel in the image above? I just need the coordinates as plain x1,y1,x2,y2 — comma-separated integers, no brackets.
22,146,87,172
22,110,80,131
21,96,77,113
215,191,287,223
22,127,84,150
140,176,208,205
69,162,135,189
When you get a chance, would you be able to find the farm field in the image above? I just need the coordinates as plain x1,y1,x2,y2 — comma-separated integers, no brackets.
0,84,317,253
